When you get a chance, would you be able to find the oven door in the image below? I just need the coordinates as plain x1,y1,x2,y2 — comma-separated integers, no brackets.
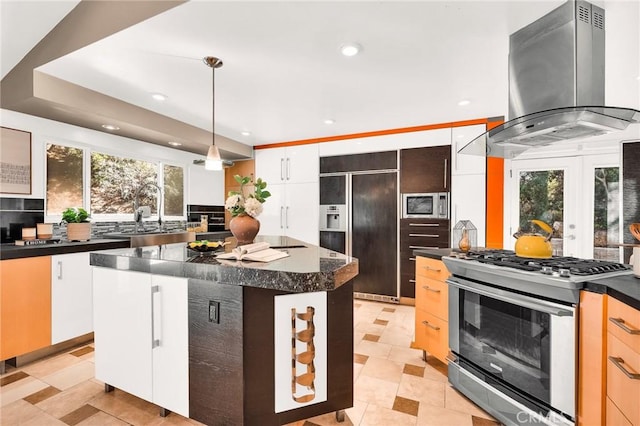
447,276,576,418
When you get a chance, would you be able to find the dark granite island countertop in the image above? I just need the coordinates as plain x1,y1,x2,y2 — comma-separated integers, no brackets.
89,235,358,293
90,235,358,426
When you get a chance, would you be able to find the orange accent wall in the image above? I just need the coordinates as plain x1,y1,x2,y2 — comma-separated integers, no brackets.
485,120,505,249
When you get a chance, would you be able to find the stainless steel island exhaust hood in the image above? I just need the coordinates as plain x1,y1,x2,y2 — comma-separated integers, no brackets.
461,0,640,159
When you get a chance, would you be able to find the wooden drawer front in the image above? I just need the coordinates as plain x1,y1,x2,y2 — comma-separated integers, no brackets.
607,333,640,426
415,275,448,320
403,233,449,249
606,397,633,426
608,297,640,353
416,257,449,281
416,309,449,364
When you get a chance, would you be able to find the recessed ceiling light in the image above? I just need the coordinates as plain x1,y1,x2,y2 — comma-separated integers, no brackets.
241,131,252,136
151,93,168,101
324,119,335,125
340,43,362,57
101,124,120,131
168,141,182,146
458,99,471,106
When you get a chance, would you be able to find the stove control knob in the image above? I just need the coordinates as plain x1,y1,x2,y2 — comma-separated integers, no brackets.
541,266,554,275
558,268,571,278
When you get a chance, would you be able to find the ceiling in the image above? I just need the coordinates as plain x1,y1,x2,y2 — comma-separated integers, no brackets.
1,1,639,160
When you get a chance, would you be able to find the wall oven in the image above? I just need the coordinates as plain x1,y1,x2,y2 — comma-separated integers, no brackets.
443,250,632,426
401,192,448,219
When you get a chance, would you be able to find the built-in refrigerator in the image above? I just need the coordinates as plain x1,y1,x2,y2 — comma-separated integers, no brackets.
319,152,398,301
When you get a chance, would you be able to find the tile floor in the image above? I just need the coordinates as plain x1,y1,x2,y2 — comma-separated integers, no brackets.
0,300,498,426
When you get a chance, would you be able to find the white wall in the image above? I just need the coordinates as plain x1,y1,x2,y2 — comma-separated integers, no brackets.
0,109,224,207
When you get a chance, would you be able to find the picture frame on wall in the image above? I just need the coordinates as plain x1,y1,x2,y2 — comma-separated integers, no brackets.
0,126,32,195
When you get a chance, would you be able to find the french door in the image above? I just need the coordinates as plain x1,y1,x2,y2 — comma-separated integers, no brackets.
509,153,620,260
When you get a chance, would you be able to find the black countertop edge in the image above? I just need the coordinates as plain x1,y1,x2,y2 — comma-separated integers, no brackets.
584,274,640,311
89,236,359,294
413,248,458,260
0,239,131,260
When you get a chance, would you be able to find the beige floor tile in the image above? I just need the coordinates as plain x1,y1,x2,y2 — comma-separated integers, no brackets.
42,360,95,390
304,410,354,426
382,322,414,337
158,412,206,425
354,321,386,335
354,340,392,359
0,376,49,407
422,363,449,384
354,331,366,344
354,362,364,382
387,346,427,367
416,404,474,426
360,356,404,383
397,374,446,408
1,398,48,424
444,385,494,419
21,352,84,379
346,399,368,425
19,409,67,426
354,375,398,409
36,380,104,418
378,328,413,347
360,403,418,426
89,389,163,425
76,410,130,425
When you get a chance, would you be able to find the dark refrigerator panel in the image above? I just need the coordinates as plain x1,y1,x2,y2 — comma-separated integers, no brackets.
351,172,398,297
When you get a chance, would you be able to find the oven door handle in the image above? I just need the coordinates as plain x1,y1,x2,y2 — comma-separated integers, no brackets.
446,278,574,317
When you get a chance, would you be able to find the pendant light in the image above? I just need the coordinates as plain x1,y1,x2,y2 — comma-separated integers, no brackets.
204,56,223,171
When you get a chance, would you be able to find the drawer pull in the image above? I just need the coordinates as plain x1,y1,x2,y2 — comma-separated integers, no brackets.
409,245,436,249
422,285,441,293
422,266,442,272
422,320,440,331
608,356,640,379
409,223,438,227
409,233,439,238
609,317,640,335
409,257,416,261
409,279,416,283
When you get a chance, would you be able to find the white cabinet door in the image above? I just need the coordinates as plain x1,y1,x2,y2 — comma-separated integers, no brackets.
451,125,486,175
451,174,486,247
151,275,189,418
258,182,285,236
51,252,93,344
255,144,319,185
285,182,319,245
93,267,153,402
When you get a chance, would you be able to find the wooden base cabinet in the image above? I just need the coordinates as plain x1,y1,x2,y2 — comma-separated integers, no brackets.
606,297,640,426
414,256,449,364
93,267,188,417
0,257,51,361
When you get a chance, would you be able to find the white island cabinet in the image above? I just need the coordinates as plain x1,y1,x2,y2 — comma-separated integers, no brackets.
51,252,93,344
92,267,188,417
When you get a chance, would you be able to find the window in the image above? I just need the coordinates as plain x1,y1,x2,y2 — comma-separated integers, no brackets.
46,144,185,219
46,144,84,216
593,167,619,261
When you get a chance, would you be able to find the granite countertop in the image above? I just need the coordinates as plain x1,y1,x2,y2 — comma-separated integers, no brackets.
0,238,131,260
90,235,359,293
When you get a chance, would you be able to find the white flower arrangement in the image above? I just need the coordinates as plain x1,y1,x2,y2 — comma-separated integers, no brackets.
225,175,270,218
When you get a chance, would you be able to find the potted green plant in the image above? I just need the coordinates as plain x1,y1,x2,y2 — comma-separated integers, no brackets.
225,175,270,245
62,207,92,241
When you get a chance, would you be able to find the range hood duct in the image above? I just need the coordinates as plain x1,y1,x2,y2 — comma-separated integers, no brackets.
461,0,639,159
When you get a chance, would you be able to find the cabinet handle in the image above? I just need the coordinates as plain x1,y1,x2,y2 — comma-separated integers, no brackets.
422,320,440,331
609,317,640,335
409,279,416,283
280,158,285,181
409,245,437,249
422,285,441,293
57,261,62,280
409,233,439,238
409,257,416,261
286,158,291,180
422,266,442,272
286,206,290,228
409,223,438,227
280,206,285,229
443,158,447,189
608,356,640,379
151,285,161,348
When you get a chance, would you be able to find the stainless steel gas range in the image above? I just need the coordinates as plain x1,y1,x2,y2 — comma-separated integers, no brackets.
442,250,632,426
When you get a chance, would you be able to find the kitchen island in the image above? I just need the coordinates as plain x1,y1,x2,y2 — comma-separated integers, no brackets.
89,236,358,426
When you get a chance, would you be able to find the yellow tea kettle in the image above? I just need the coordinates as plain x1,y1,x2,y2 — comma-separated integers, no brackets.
514,220,553,258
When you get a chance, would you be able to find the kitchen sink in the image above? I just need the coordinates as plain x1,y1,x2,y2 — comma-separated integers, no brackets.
103,230,195,247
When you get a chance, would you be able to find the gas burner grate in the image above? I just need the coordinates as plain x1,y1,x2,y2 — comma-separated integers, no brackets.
460,250,630,276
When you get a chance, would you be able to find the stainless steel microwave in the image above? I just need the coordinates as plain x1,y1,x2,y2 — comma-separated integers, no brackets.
402,192,449,219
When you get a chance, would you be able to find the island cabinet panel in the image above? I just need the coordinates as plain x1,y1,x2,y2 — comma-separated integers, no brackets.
189,280,354,426
188,279,244,425
0,256,51,361
93,268,189,417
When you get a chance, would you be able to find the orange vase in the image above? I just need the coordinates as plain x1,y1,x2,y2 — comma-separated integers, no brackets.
229,214,260,246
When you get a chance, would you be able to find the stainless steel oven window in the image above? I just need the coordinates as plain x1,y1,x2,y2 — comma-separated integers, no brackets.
448,277,575,418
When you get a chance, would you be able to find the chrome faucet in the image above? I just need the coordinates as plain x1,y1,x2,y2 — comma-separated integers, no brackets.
134,183,162,233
